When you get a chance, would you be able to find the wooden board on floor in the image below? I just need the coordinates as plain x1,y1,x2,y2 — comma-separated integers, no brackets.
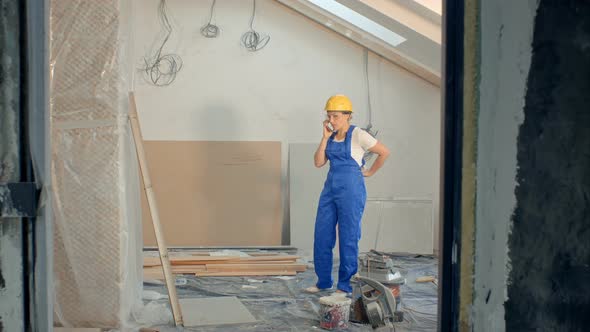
144,256,237,267
146,269,298,279
194,271,297,277
204,263,306,272
223,260,297,264
226,255,300,262
144,255,300,267
141,141,282,247
143,252,306,278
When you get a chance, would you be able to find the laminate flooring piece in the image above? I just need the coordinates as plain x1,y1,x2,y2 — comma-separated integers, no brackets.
179,297,257,327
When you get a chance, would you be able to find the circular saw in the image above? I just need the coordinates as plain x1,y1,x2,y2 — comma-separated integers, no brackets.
352,276,399,329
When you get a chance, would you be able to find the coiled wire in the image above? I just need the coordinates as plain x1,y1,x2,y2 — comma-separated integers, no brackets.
241,0,270,52
200,0,220,38
142,0,183,86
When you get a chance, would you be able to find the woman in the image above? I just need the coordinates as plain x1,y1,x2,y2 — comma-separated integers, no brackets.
306,94,390,294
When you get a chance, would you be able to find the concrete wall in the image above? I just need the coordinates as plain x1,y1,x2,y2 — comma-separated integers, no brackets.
465,0,590,331
131,0,441,249
471,0,538,330
505,1,590,330
0,1,24,330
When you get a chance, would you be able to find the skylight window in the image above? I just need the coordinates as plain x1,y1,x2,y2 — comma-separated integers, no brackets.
307,0,407,47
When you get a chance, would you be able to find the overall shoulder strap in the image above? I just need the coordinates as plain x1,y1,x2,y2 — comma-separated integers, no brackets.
346,125,356,139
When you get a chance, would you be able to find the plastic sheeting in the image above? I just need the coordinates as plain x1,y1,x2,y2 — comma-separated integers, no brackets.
50,0,142,328
137,251,438,331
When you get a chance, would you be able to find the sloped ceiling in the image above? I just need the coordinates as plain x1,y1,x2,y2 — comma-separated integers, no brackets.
275,0,442,86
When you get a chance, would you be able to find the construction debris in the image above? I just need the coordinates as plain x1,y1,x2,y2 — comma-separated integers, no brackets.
359,250,405,284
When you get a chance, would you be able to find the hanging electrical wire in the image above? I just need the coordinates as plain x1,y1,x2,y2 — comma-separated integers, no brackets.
142,0,183,86
241,0,270,52
200,0,220,38
363,48,379,163
363,49,375,134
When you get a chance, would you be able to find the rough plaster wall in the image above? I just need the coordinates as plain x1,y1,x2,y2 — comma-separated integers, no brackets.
472,0,538,331
505,1,590,331
0,0,24,330
0,225,22,332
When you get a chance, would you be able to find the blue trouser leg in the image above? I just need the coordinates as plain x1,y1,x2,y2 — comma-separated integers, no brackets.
313,186,337,289
335,176,366,293
336,209,363,292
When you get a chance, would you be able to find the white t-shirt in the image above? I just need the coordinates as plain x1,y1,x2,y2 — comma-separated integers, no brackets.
332,127,378,167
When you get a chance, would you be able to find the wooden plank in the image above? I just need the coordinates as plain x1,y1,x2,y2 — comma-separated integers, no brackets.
173,260,253,266
144,256,237,267
145,267,302,278
248,252,280,256
170,256,237,262
205,264,306,272
143,271,167,280
143,270,200,280
145,266,208,272
144,255,300,267
226,260,297,264
171,267,207,273
144,266,206,274
195,271,297,277
226,255,300,262
416,276,436,283
130,92,183,327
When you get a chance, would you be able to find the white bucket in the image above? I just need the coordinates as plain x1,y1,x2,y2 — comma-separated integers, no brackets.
319,295,352,330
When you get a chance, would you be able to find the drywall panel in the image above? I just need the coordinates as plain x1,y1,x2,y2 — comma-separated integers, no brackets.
366,200,433,254
358,201,381,252
141,141,282,246
359,200,434,255
288,144,328,252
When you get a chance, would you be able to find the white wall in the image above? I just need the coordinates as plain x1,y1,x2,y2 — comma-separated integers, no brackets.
131,0,440,249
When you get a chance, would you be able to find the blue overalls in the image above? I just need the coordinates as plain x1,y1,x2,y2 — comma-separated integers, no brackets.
314,125,367,293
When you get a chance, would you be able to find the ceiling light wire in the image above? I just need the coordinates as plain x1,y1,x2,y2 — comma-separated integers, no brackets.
141,0,183,87
200,0,220,38
241,0,270,52
363,48,379,163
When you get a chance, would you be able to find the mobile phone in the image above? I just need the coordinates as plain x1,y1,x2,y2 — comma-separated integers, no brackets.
327,123,334,131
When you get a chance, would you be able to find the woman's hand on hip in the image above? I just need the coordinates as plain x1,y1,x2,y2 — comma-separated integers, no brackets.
362,168,373,177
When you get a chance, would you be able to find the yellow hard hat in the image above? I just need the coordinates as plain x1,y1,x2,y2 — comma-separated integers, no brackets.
324,94,353,112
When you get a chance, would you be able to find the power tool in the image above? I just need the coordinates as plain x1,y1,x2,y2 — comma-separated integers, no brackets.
351,276,401,329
